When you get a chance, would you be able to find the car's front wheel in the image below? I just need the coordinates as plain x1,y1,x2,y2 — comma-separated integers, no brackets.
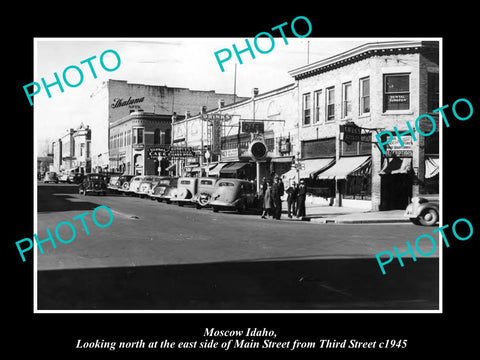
419,208,438,226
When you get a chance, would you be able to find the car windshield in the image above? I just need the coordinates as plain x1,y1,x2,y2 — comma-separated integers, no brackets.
200,180,214,185
89,175,103,180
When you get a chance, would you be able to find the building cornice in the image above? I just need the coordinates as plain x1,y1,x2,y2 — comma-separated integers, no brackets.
288,40,439,80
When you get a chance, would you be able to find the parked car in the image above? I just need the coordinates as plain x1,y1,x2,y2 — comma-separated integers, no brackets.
404,194,439,226
124,175,148,196
151,177,178,203
191,177,219,209
43,171,59,184
107,175,121,192
78,173,108,196
170,177,199,206
67,173,84,184
136,176,165,198
115,175,135,194
209,178,258,213
58,173,70,183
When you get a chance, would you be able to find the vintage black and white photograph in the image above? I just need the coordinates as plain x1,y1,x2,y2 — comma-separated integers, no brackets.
32,37,442,312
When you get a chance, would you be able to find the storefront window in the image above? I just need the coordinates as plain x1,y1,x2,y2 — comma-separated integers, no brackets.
384,73,410,111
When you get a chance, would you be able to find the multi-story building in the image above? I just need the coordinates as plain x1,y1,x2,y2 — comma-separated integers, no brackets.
171,84,299,188
171,40,440,211
50,123,92,174
288,40,439,210
90,79,248,173
109,110,172,175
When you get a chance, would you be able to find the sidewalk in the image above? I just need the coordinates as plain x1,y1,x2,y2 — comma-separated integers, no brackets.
281,202,409,224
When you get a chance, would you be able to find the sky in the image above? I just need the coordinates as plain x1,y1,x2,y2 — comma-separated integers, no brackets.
34,37,381,155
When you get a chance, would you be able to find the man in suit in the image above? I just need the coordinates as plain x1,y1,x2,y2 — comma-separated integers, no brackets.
271,176,284,220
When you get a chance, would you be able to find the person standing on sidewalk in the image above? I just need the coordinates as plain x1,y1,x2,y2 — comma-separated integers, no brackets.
296,179,307,218
286,180,298,218
271,176,283,220
261,181,273,219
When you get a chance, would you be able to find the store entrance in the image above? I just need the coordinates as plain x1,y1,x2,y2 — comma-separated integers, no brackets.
380,174,412,210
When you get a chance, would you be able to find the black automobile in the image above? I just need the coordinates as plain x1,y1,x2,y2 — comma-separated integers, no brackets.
78,173,108,196
67,173,84,184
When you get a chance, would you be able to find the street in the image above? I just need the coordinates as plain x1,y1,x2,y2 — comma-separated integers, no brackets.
36,183,439,310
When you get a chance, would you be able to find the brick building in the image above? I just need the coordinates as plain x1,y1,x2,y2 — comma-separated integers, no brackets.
89,79,248,173
172,40,440,211
171,84,299,189
288,40,440,210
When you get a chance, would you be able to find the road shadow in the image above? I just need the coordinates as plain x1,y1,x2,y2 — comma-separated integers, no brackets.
37,257,439,310
38,185,102,213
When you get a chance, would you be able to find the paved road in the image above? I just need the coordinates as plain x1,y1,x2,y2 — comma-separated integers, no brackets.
36,183,439,310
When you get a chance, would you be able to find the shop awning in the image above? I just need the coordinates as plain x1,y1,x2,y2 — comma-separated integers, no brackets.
166,163,176,171
425,156,439,179
281,158,335,180
208,162,229,176
220,161,250,174
379,157,412,175
317,156,371,180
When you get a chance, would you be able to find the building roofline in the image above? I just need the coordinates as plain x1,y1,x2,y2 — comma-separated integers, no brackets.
288,40,439,80
172,82,298,125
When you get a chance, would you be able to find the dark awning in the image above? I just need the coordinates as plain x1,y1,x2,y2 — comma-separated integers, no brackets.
220,162,250,174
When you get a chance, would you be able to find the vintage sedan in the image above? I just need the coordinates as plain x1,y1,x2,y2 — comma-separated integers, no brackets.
136,176,166,198
43,171,59,184
170,177,198,206
209,179,258,213
124,175,148,196
191,177,219,209
78,173,108,196
107,175,121,192
151,177,178,203
115,175,135,194
67,173,84,184
404,194,439,226
58,173,70,183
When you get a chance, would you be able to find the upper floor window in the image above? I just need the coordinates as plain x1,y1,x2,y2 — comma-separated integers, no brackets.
326,87,335,121
360,77,370,114
342,82,352,118
314,90,322,124
132,127,144,145
302,93,311,125
384,73,410,111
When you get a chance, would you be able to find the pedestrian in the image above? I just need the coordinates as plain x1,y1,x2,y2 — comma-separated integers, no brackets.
261,177,267,198
286,180,298,218
261,181,273,219
296,179,307,218
271,176,283,220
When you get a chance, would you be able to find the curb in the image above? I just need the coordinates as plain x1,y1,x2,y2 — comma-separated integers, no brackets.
308,217,410,224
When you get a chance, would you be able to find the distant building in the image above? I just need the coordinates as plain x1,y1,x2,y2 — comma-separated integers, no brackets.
50,123,91,174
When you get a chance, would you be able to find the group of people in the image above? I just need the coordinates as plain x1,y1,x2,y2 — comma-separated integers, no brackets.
260,176,307,220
